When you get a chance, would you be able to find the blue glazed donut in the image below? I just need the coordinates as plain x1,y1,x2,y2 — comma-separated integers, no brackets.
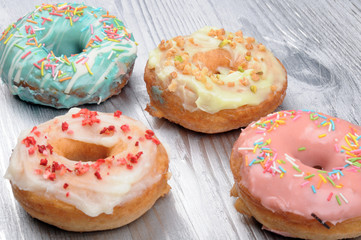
0,3,137,108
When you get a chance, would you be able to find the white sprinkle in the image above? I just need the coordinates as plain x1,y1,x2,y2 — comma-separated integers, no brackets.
293,173,305,177
14,34,24,38
33,28,45,31
238,147,254,151
285,155,299,168
285,153,296,162
53,70,59,80
339,193,349,204
271,166,282,174
328,124,332,132
254,138,264,144
345,160,355,166
107,51,113,60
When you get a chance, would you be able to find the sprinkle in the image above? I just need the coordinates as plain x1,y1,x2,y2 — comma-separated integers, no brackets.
41,61,44,76
253,144,258,153
238,147,254,151
59,76,72,82
293,165,302,173
90,24,93,34
298,147,306,151
335,195,341,206
339,193,348,204
112,48,125,52
318,134,326,138
33,63,41,69
326,176,336,186
95,35,102,42
85,62,93,75
304,174,315,180
26,19,38,24
330,119,335,131
293,172,304,177
107,51,114,59
21,51,31,59
317,114,327,119
250,85,257,93
71,62,76,72
81,26,89,32
249,159,256,166
318,174,327,183
327,192,333,201
14,44,24,50
3,34,13,44
301,181,310,187
316,179,323,189
311,185,316,193
311,213,330,229
278,166,286,173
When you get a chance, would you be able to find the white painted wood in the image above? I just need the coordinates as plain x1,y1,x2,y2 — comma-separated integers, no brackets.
0,0,360,239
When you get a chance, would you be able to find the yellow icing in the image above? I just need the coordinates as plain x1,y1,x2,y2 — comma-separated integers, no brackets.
148,26,286,114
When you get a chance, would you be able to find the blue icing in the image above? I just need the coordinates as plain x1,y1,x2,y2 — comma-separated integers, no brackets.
151,86,165,104
0,3,137,108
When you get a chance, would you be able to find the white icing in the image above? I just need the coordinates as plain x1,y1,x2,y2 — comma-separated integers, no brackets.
5,108,163,217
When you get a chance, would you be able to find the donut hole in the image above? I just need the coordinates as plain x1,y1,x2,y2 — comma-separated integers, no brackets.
50,138,111,162
192,49,231,73
42,30,86,56
313,165,323,170
295,152,332,171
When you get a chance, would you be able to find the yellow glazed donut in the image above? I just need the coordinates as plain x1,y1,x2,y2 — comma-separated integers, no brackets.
231,110,361,239
5,108,170,232
144,26,287,133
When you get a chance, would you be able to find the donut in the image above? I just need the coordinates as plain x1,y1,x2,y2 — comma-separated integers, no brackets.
0,3,137,108
4,108,170,232
144,26,287,133
230,110,361,239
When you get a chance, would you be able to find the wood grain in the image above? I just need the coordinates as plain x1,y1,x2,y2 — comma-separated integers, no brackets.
0,0,360,239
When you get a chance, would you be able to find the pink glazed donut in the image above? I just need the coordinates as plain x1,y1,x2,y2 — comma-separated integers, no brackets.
230,110,361,239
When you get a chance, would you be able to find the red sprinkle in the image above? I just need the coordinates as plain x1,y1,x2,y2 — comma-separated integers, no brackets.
46,144,53,154
37,145,47,154
100,125,115,135
62,122,69,131
28,147,35,155
94,171,102,180
66,192,70,197
120,124,130,132
40,158,48,166
48,173,56,181
152,138,160,145
135,141,139,146
114,110,122,118
72,109,100,126
51,161,61,172
145,130,155,136
21,51,31,59
22,136,36,147
63,183,69,189
30,126,37,133
34,169,43,175
126,164,133,170
128,136,132,139
327,192,333,201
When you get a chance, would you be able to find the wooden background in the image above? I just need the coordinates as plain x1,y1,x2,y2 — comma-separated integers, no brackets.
1,0,360,239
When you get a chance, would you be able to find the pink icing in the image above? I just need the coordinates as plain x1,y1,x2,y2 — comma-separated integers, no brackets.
233,110,361,224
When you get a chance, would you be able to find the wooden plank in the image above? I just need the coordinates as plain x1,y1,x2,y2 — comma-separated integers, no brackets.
0,0,360,239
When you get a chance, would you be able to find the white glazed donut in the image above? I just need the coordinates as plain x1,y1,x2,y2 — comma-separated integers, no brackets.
5,108,170,231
